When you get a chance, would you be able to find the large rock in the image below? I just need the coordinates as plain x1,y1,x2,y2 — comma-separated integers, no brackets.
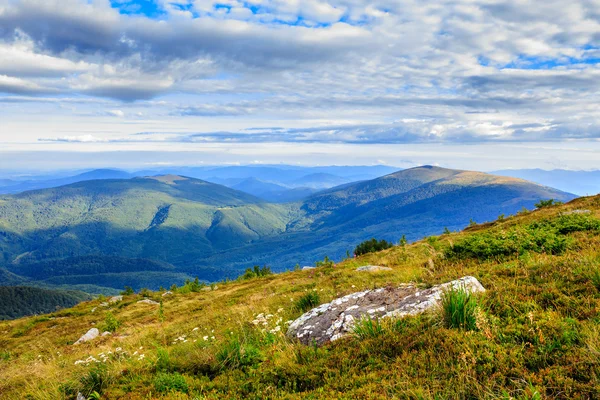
137,299,159,305
109,295,123,303
287,276,485,346
74,328,100,345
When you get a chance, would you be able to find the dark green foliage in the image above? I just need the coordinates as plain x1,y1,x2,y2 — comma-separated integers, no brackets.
399,235,407,246
295,292,320,313
102,312,120,333
447,214,600,261
535,199,563,209
120,286,134,295
0,286,90,320
441,287,479,331
240,265,273,280
153,372,188,394
352,316,385,339
354,238,394,256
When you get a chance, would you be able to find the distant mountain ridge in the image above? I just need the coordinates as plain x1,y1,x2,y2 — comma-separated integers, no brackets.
493,168,600,196
0,166,575,292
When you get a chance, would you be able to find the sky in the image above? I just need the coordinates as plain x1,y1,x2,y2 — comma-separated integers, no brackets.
1,0,600,171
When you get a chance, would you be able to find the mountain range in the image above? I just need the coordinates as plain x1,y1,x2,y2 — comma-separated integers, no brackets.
0,166,575,294
492,168,600,196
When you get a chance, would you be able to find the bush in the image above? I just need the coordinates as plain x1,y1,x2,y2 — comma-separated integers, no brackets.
315,256,334,268
535,199,563,209
352,316,385,340
120,286,134,295
354,238,394,256
102,312,120,333
441,286,479,331
153,372,188,394
240,265,273,280
295,292,320,313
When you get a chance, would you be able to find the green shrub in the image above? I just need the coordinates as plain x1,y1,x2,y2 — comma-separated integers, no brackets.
153,372,188,394
315,256,334,268
354,238,394,256
120,286,134,295
216,337,263,370
447,214,600,261
352,316,385,339
295,292,320,313
440,286,479,331
535,199,563,209
102,312,120,333
240,265,273,280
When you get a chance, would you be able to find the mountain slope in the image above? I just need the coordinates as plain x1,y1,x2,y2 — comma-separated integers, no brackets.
0,166,577,288
199,166,575,270
0,286,91,320
1,195,599,398
0,176,294,289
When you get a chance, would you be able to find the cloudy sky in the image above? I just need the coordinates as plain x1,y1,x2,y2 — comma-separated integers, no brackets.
1,0,600,171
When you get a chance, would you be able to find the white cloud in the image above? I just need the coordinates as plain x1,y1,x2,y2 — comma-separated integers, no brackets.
0,0,599,169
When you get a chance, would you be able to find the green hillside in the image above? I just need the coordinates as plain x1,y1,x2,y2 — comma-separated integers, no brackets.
0,286,91,320
1,195,600,398
0,176,294,289
0,167,576,291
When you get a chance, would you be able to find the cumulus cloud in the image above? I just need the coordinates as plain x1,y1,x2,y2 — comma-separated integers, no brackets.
0,0,600,148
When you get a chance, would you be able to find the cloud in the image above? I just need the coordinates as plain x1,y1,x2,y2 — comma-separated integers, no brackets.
1,0,600,151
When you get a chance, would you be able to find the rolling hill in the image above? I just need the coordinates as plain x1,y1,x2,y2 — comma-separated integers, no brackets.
0,166,576,292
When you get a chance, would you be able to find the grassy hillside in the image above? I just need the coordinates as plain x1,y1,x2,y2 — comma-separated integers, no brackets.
1,195,600,398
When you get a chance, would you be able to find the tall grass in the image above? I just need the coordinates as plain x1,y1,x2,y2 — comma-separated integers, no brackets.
295,292,320,313
440,286,479,331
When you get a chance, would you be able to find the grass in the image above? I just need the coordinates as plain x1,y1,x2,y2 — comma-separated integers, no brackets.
1,195,600,398
440,286,479,331
295,291,321,313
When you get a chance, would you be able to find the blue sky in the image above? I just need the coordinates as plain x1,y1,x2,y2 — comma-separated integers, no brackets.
0,0,600,170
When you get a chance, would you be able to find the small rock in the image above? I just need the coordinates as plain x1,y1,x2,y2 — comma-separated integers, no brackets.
302,266,315,270
101,331,112,336
563,209,591,215
74,328,100,345
162,291,173,296
109,295,123,303
137,299,159,305
76,392,86,400
99,302,109,307
356,265,392,272
287,276,485,346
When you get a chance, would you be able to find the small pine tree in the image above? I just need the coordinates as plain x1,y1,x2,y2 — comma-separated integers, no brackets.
399,235,407,247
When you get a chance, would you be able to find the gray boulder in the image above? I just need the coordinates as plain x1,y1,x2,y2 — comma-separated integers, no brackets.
109,295,123,303
287,276,485,346
356,265,393,272
302,266,315,270
137,299,159,305
74,328,100,345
